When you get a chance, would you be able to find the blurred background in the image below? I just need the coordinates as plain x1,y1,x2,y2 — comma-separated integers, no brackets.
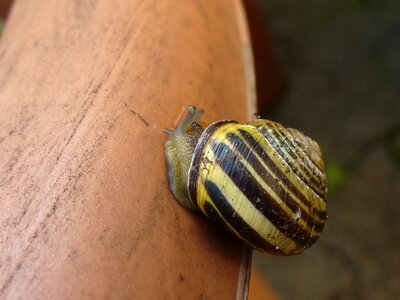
249,0,400,299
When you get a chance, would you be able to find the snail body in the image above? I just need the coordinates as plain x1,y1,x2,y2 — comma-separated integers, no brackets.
164,106,327,255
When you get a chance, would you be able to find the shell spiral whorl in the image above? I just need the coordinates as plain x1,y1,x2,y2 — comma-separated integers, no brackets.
164,106,328,256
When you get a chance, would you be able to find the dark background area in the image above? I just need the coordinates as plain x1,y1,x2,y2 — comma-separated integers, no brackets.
252,1,400,299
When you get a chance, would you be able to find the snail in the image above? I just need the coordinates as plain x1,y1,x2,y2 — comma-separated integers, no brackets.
163,106,327,255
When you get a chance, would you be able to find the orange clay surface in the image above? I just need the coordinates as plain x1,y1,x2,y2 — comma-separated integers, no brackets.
0,0,259,298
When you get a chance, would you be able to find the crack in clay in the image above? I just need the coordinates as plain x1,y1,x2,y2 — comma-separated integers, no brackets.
130,109,149,127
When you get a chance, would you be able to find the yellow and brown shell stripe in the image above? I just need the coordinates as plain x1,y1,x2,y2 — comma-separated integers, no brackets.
188,120,328,255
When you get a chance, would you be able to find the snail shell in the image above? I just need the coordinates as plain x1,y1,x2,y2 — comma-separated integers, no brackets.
164,106,327,255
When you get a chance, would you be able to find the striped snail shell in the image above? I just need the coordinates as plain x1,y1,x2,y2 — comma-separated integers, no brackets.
164,106,327,255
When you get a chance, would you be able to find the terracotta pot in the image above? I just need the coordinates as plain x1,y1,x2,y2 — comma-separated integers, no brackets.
0,0,280,298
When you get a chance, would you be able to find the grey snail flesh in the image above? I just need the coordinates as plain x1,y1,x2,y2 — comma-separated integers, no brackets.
164,106,328,255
